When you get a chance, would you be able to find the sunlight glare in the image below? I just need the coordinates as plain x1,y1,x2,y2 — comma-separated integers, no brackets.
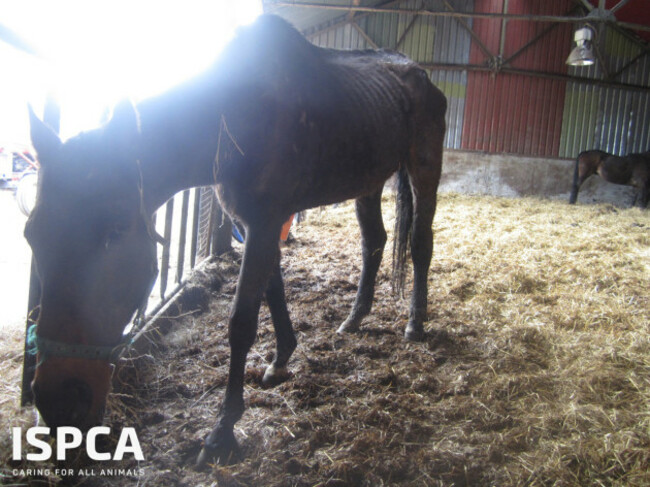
0,0,262,141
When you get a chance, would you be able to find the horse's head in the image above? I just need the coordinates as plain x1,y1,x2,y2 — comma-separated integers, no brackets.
25,101,158,429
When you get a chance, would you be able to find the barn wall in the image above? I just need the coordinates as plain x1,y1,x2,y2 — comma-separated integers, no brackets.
427,0,473,150
299,2,648,203
310,22,369,49
560,29,650,157
308,0,474,150
461,0,573,157
302,1,649,159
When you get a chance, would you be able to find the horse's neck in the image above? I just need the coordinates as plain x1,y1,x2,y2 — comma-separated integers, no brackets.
136,89,223,215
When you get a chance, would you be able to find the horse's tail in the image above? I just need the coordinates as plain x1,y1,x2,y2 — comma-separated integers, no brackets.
569,154,582,204
392,166,413,296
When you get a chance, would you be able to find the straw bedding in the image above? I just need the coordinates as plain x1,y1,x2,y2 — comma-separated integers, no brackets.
1,192,648,486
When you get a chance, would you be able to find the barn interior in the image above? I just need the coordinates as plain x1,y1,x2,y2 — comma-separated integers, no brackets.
1,1,649,486
262,0,650,205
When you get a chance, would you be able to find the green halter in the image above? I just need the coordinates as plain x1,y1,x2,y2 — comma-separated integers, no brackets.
26,324,131,363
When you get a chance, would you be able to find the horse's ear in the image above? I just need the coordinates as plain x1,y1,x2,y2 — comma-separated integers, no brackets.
29,104,61,164
106,99,141,148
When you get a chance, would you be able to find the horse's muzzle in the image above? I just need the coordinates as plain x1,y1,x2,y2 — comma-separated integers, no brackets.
31,357,112,430
33,378,94,428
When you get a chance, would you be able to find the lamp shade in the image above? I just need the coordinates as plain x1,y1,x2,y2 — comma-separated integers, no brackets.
566,45,595,66
566,26,595,66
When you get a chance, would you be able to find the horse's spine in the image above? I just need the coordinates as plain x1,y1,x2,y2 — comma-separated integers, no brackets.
392,166,413,296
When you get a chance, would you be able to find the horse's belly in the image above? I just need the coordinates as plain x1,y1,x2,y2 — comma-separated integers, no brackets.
598,165,632,186
215,107,409,223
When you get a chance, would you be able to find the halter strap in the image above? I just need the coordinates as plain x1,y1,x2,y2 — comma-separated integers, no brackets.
26,324,130,363
26,266,155,364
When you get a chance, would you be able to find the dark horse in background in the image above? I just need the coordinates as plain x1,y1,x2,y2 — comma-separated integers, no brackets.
569,149,650,208
26,15,446,466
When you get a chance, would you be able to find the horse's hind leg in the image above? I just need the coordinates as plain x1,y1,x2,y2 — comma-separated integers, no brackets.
337,190,387,334
405,184,437,340
405,129,444,341
262,262,297,386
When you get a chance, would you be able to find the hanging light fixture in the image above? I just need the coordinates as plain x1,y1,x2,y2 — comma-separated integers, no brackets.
566,25,595,66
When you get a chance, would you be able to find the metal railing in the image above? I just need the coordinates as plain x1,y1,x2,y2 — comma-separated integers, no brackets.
154,187,218,304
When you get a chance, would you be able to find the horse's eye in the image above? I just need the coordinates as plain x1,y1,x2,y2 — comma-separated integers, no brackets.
105,223,130,248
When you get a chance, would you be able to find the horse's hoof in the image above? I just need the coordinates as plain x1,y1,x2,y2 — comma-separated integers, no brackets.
337,318,360,335
195,430,241,469
262,364,292,387
404,323,425,342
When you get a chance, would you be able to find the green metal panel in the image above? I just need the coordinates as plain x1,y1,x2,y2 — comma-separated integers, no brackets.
562,26,650,158
559,84,600,157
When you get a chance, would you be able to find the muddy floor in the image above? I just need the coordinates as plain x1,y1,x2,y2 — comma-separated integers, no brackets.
2,193,649,486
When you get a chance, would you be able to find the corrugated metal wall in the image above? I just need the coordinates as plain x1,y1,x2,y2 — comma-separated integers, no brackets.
461,0,573,156
428,0,473,150
560,27,650,157
310,22,369,50
304,1,650,159
309,0,473,149
362,0,474,148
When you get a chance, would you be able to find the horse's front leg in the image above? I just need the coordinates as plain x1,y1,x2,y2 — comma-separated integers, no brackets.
197,223,282,468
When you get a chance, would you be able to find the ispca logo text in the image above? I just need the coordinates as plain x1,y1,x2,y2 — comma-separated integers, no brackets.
12,426,144,461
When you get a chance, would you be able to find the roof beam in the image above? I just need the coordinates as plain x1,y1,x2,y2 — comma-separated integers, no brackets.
351,20,379,49
499,0,509,61
610,49,650,80
441,0,496,63
347,0,360,21
502,21,560,66
267,1,650,32
303,0,407,39
574,0,593,12
293,0,649,84
421,62,650,93
396,10,420,49
610,0,631,14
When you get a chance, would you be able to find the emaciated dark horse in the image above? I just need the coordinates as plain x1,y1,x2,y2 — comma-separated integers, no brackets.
25,15,446,465
569,149,650,207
